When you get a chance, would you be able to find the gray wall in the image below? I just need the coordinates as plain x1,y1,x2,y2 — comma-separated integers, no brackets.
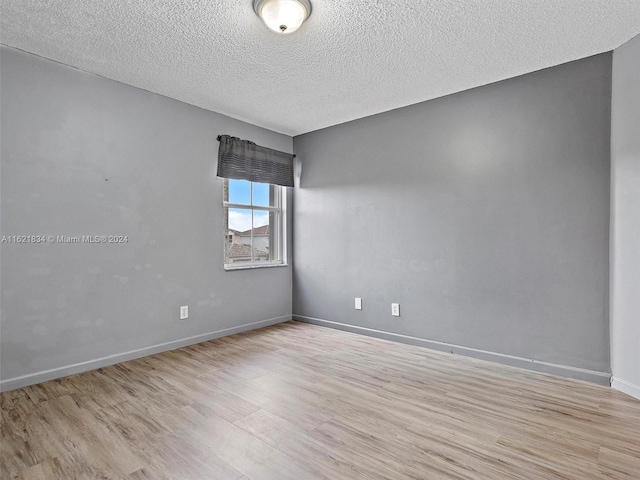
611,34,640,399
0,46,293,389
293,53,612,383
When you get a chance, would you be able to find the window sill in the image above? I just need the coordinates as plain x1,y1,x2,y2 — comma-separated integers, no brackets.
224,262,288,271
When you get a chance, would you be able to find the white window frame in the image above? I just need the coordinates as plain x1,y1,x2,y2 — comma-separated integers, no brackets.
223,179,287,270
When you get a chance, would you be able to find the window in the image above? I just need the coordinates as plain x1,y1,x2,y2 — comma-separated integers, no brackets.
223,178,285,269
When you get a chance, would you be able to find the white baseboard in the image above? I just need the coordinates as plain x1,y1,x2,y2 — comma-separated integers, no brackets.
294,315,611,386
612,377,640,400
0,315,291,392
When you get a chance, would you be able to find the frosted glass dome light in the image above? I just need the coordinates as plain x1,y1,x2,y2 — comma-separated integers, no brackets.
253,0,311,34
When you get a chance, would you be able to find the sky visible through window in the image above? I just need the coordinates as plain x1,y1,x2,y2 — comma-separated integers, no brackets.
228,180,270,232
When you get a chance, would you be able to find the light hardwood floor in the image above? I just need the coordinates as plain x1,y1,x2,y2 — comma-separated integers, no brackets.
2,321,639,479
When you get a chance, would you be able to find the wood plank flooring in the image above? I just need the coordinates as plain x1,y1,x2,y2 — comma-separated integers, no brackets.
2,321,639,479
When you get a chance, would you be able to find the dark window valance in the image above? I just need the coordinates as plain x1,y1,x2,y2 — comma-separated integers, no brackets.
217,135,294,187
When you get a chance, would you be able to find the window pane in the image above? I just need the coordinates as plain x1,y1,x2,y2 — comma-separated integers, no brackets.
252,181,272,207
253,210,269,229
252,211,270,262
228,179,251,205
226,207,253,264
269,211,278,261
228,207,253,232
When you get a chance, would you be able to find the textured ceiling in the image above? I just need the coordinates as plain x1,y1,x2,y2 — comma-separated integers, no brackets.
1,1,639,136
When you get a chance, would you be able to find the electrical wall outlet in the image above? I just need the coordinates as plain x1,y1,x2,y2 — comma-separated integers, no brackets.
391,303,400,316
180,305,189,320
355,297,362,310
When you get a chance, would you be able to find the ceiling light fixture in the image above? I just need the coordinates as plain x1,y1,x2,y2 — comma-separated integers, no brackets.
253,0,311,34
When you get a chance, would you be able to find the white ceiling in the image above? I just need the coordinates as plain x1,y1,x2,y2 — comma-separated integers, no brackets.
2,1,639,136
